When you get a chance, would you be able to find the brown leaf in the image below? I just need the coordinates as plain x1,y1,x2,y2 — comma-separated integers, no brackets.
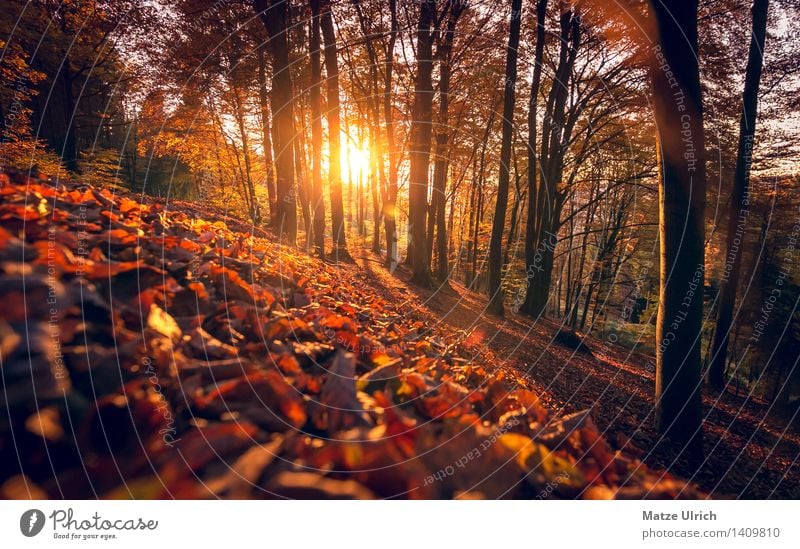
198,371,307,430
320,350,372,433
205,435,284,498
147,304,182,342
187,326,237,359
160,422,259,488
265,471,376,499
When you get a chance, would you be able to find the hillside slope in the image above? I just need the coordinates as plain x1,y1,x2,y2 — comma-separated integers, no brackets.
0,174,702,499
350,250,800,499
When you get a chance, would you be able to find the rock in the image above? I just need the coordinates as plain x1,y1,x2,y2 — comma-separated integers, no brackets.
554,329,593,355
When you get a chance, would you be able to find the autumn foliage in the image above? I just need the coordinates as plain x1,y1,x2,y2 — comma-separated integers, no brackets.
0,173,702,499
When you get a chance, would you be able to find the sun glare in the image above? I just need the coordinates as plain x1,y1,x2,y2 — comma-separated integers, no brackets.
344,140,370,183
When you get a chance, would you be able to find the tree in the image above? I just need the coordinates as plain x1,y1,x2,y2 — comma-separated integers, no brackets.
706,0,770,388
521,0,549,316
1,0,148,175
257,49,278,224
320,0,349,258
349,0,388,257
522,3,581,318
408,0,438,286
650,0,707,457
227,41,259,222
0,40,59,172
308,0,326,257
428,0,466,282
486,0,523,315
255,0,298,245
383,0,400,271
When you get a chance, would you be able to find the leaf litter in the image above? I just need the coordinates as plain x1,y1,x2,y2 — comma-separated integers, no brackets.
0,176,703,499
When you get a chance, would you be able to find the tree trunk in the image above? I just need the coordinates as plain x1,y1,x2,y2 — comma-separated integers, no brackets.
429,3,464,281
293,114,313,247
408,0,437,286
230,78,257,222
257,49,278,224
523,5,579,318
521,0,549,316
60,62,80,173
371,144,382,254
487,0,523,315
706,0,769,388
650,0,706,458
504,160,523,266
255,0,298,245
308,0,326,257
471,179,483,290
319,0,349,258
465,161,478,284
383,0,400,271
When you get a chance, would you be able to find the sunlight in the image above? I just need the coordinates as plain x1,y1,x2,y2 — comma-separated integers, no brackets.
343,138,370,183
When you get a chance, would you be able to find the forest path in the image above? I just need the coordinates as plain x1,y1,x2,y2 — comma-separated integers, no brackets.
351,247,800,498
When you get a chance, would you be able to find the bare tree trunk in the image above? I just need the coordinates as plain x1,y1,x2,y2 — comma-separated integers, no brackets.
308,0,326,257
371,134,382,254
383,0,400,271
487,0,523,315
521,0,549,316
408,0,437,286
428,2,464,281
706,0,769,388
651,0,706,459
257,49,278,224
60,62,80,173
523,5,579,318
319,0,349,258
564,192,577,318
294,111,313,248
471,178,483,290
504,154,523,266
230,75,258,222
465,161,478,284
469,103,497,288
255,0,298,245
351,0,388,257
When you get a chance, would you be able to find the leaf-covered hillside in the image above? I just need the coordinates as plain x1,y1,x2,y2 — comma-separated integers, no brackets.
0,173,702,499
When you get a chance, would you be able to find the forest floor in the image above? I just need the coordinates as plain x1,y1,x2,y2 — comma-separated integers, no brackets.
350,246,800,498
0,174,796,499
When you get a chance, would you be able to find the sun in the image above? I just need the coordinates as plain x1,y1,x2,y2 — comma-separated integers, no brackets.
343,140,370,182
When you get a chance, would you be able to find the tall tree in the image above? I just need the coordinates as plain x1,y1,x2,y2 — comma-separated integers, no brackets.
350,0,387,257
487,0,523,315
227,44,258,222
255,0,298,245
706,0,770,388
522,4,581,318
257,49,278,224
429,0,466,282
650,0,707,457
521,0,549,316
383,0,400,271
320,0,349,258
308,0,326,257
408,0,438,286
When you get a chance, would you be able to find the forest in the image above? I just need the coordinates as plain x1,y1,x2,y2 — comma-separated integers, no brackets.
0,0,799,499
